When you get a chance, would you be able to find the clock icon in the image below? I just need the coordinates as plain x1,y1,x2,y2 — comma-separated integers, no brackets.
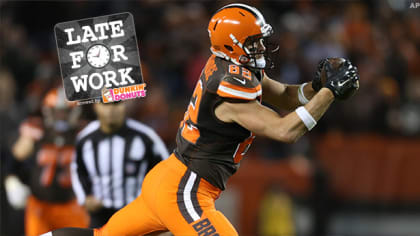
86,44,111,68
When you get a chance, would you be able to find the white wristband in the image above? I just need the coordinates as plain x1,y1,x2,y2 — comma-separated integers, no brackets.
295,106,317,131
298,82,310,105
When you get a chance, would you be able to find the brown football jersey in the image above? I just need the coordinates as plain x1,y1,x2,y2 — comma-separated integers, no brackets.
175,55,263,190
19,117,76,202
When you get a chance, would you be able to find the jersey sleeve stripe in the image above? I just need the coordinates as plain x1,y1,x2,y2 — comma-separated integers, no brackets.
217,84,262,100
220,80,261,93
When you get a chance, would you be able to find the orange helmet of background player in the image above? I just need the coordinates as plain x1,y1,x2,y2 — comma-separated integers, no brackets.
208,3,273,68
42,87,80,132
43,87,76,109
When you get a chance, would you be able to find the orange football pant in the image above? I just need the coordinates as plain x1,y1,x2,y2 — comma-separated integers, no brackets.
25,195,89,236
94,153,238,236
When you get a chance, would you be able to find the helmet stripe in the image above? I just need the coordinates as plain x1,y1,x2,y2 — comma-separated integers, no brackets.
219,3,266,26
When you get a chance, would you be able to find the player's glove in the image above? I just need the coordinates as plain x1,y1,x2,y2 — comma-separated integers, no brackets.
312,58,328,92
5,175,30,209
324,59,360,100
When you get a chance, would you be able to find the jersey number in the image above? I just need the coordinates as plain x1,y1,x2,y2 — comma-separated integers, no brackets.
37,145,73,187
228,65,252,81
180,80,203,144
233,135,255,163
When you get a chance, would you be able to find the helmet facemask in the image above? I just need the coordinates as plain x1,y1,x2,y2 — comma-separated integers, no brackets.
241,24,276,69
243,36,268,69
42,88,81,133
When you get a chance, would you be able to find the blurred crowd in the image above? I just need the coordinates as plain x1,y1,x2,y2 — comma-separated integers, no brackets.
1,1,420,152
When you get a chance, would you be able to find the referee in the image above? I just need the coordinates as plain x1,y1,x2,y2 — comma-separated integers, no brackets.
71,102,169,228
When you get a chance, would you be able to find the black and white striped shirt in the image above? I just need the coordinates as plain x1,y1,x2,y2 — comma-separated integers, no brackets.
71,118,169,210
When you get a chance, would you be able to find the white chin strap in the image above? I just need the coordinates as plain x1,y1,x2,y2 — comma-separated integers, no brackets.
247,57,266,68
210,47,267,68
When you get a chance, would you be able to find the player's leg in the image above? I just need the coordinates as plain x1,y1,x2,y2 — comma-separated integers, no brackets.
188,210,238,236
94,187,166,236
36,199,92,236
25,196,51,236
166,179,238,236
43,228,170,236
153,157,238,236
45,195,164,236
51,199,90,229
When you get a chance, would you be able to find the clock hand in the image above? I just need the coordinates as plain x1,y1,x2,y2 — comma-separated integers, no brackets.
95,48,100,57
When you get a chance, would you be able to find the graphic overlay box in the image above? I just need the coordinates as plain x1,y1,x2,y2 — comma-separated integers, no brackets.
55,12,145,104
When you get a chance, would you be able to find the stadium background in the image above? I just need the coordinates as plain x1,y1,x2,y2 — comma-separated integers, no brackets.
1,0,419,235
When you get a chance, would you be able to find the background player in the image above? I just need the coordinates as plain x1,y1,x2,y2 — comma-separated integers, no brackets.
6,87,89,236
71,101,169,228
45,3,359,236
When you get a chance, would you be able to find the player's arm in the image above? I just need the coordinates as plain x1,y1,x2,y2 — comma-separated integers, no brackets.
70,141,103,212
12,118,44,161
12,134,36,161
149,129,170,161
150,135,169,167
215,88,334,143
10,120,41,181
70,144,91,204
217,58,360,143
5,120,40,209
261,74,316,111
144,127,169,173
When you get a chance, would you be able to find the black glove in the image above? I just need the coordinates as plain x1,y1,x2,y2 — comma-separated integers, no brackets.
312,58,328,92
325,60,360,100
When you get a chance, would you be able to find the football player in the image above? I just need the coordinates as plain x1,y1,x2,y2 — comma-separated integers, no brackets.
45,3,359,236
6,87,89,236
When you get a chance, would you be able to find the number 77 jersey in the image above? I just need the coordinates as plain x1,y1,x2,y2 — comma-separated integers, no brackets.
175,55,263,190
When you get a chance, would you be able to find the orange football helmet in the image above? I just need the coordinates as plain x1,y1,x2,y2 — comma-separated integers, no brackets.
43,87,76,109
42,87,81,132
208,3,274,68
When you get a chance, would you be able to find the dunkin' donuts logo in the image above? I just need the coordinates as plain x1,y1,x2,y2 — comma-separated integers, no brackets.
102,84,146,103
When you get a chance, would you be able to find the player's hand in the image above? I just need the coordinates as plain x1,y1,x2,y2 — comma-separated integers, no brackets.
4,175,30,209
324,59,360,100
85,195,103,212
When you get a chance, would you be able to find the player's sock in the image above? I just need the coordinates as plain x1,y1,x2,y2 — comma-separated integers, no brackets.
42,228,94,236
